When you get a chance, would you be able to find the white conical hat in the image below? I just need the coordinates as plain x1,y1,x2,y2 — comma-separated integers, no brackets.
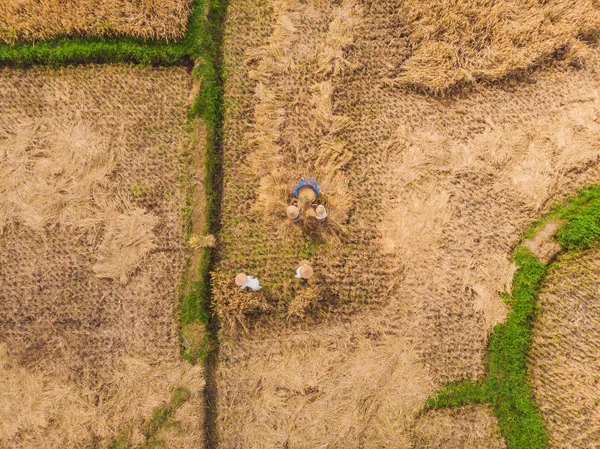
235,273,247,286
299,264,313,279
286,205,300,219
315,204,326,215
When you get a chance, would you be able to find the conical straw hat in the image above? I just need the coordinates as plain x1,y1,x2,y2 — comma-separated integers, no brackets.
286,205,300,219
315,205,326,215
235,273,247,286
299,264,313,279
298,186,316,202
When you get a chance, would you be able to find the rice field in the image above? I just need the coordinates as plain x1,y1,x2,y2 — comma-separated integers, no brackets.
3,0,600,447
214,0,600,446
395,0,600,94
0,65,204,448
529,245,600,447
413,405,505,448
0,0,192,44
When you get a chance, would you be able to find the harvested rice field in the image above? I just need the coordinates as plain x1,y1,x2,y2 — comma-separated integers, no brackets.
4,0,600,447
0,65,205,448
530,245,600,448
215,0,600,446
393,0,600,94
0,0,192,44
412,405,505,449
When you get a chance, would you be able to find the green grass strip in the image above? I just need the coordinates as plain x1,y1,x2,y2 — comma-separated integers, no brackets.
424,185,600,448
0,0,207,66
485,247,548,448
142,387,191,442
0,38,186,66
181,1,227,446
180,0,226,367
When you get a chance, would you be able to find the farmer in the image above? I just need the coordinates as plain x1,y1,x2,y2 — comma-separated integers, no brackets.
315,204,327,221
293,178,320,203
286,205,301,222
235,273,262,291
295,264,314,280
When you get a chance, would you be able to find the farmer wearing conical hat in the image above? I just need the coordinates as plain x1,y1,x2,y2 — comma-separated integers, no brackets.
293,178,320,203
286,205,301,222
235,273,262,291
315,204,327,221
295,263,314,280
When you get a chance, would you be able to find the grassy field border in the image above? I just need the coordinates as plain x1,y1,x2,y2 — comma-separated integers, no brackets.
0,0,207,65
179,0,227,446
424,185,600,448
179,0,226,366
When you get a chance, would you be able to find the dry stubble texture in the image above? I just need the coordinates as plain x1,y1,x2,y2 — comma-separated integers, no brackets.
394,0,600,94
214,0,397,328
529,246,600,448
412,405,505,449
217,0,600,447
0,65,204,448
0,0,192,43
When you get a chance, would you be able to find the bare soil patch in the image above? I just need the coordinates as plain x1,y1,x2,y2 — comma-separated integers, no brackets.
412,405,505,449
523,220,562,264
0,65,203,448
529,245,600,448
0,0,192,44
216,0,600,447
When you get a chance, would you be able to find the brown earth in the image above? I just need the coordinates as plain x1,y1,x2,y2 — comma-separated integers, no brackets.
0,0,192,43
0,65,204,448
215,0,600,447
412,405,505,449
529,245,600,448
523,220,562,264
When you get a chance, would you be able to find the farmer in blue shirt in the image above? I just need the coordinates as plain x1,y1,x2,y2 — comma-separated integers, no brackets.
294,178,320,202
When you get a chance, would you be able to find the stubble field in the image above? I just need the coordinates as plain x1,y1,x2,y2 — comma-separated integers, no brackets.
215,0,600,447
529,245,600,448
3,0,600,447
413,405,505,449
0,65,204,448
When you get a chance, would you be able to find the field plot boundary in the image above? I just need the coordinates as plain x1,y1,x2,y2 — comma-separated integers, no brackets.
0,0,207,66
177,0,226,362
425,185,600,448
179,0,228,446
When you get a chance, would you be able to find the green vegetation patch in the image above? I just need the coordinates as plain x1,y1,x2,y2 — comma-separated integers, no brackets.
424,185,600,448
180,0,227,365
486,248,548,448
555,187,600,251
